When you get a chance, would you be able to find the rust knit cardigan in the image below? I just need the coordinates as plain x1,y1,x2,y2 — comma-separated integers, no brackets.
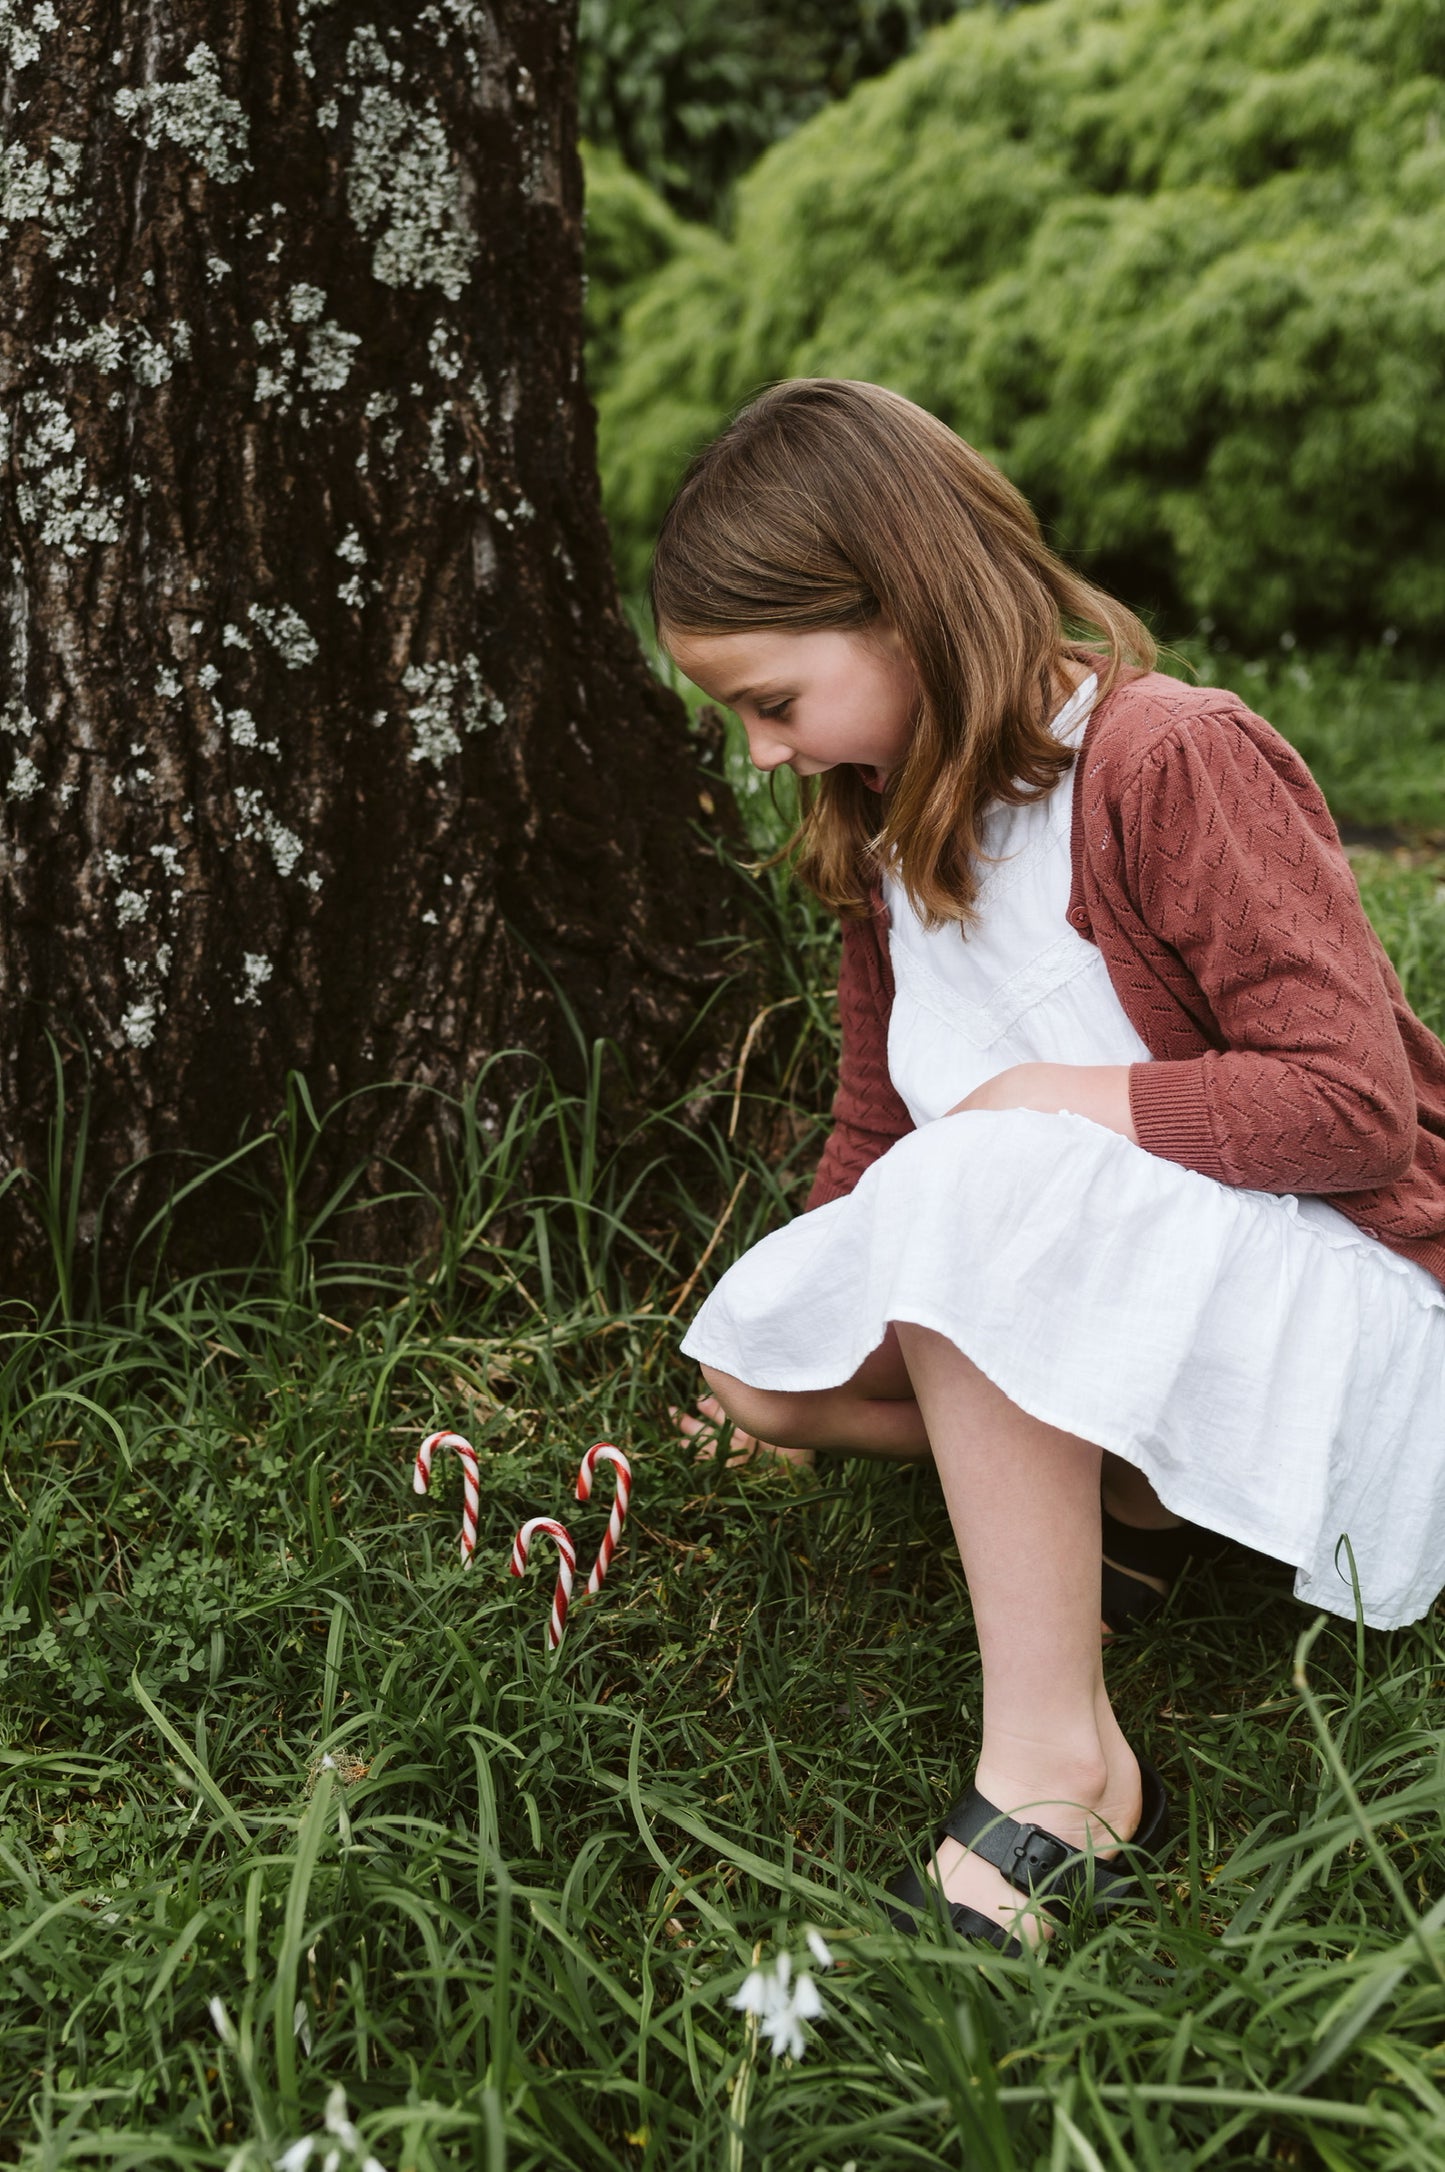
806,670,1445,1290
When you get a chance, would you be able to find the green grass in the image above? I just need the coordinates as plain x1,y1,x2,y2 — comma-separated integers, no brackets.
1185,643,1445,845
4,650,1445,2170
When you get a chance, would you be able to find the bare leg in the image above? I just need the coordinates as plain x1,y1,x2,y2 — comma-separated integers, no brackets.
1102,1450,1182,1530
893,1321,1141,1945
689,1327,931,1463
1100,1450,1186,1616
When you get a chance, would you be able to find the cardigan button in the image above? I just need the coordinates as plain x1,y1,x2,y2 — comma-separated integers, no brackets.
1068,906,1087,929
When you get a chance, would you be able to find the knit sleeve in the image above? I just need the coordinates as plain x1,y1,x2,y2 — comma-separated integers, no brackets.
807,906,913,1209
1123,710,1416,1194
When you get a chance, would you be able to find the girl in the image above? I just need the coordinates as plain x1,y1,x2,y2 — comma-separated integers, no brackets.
656,379,1445,1956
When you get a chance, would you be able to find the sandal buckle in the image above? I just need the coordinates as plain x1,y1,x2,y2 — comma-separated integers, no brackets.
1004,1824,1071,1889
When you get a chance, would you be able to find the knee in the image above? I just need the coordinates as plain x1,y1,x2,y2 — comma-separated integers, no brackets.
700,1364,821,1451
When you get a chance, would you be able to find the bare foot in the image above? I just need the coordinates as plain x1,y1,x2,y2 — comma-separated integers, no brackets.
671,1392,815,1470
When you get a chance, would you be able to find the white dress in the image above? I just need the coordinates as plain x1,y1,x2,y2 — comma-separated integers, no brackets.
682,678,1445,1631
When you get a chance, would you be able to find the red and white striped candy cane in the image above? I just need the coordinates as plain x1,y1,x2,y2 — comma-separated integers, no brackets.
576,1443,632,1596
414,1431,481,1566
509,1517,577,1648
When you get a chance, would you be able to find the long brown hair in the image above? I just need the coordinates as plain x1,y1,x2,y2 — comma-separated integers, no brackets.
651,379,1155,923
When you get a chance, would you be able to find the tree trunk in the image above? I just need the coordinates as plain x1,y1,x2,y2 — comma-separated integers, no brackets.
0,0,738,1299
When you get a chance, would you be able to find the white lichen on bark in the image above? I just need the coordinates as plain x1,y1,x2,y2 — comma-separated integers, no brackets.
115,45,251,185
234,788,306,878
402,656,503,767
249,603,319,670
341,29,477,301
14,392,123,554
236,952,273,1006
0,0,60,72
1,135,86,261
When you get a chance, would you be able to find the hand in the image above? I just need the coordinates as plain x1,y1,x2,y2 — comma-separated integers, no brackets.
671,1393,816,1470
946,1062,1138,1143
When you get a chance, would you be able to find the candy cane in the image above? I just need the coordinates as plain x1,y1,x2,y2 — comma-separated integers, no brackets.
576,1443,632,1596
414,1431,481,1566
509,1517,576,1648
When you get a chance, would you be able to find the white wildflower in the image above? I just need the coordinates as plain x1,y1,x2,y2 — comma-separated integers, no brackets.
209,1995,237,2047
804,1926,834,1969
729,1948,827,2062
273,2085,388,2172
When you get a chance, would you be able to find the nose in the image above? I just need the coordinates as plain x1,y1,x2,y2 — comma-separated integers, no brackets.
744,722,789,772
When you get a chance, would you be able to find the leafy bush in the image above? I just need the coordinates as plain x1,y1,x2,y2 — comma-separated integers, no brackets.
582,144,698,383
579,0,974,220
593,0,1445,643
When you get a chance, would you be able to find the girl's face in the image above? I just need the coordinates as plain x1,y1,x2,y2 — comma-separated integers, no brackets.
664,625,919,793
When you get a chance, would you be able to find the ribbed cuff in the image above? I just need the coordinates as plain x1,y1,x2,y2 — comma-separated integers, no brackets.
1128,1061,1227,1180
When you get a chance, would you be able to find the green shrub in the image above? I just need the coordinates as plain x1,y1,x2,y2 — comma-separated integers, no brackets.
594,0,1445,643
582,144,697,384
579,0,974,220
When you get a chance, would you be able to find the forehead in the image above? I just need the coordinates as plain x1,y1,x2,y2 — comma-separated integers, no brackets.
665,626,848,691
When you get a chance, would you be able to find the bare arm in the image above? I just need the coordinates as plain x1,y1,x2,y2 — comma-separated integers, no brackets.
947,1063,1138,1143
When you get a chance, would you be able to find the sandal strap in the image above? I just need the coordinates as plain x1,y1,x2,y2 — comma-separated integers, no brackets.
936,1758,1173,1910
885,1864,1022,1955
938,1788,1077,1898
1100,1556,1166,1634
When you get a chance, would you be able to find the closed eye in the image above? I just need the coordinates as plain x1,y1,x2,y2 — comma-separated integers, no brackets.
756,699,792,721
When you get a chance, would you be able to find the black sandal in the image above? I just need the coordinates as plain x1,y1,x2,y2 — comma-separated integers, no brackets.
1101,1508,1226,1634
885,1757,1171,1953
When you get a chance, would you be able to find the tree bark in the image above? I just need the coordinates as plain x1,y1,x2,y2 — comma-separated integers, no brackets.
0,0,738,1298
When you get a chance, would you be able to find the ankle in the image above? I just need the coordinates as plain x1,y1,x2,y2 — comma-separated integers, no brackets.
976,1738,1115,1822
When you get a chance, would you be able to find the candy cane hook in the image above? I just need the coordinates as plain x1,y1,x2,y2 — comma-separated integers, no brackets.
576,1443,632,1596
509,1517,576,1649
414,1431,481,1566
